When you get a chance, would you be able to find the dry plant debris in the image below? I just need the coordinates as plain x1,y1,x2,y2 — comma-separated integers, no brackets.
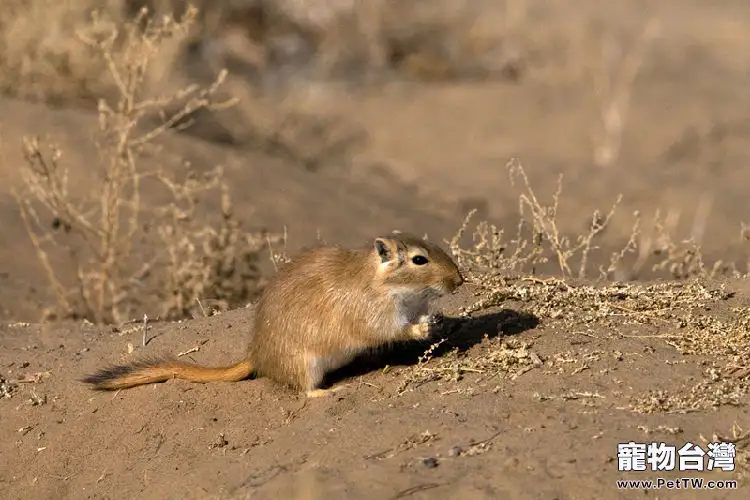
1,377,15,399
397,335,542,395
398,269,748,413
460,274,746,413
627,305,750,413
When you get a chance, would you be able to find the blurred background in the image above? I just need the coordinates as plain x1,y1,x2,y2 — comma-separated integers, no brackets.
1,0,750,320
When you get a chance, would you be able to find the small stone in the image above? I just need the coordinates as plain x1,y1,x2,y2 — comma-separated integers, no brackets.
448,446,463,457
421,457,439,468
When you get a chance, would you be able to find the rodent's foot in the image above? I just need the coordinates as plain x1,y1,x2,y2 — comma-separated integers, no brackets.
306,388,334,398
408,314,443,340
305,384,349,399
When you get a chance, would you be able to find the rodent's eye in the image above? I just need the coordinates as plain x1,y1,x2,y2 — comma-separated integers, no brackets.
411,255,429,266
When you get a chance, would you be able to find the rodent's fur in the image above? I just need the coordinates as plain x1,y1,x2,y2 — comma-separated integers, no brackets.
81,232,464,397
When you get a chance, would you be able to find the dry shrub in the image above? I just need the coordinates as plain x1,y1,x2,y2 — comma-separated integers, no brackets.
605,202,748,282
0,0,215,109
0,0,127,104
182,0,522,83
424,158,750,411
448,158,622,283
153,166,274,321
0,0,519,173
0,0,522,108
13,6,279,324
449,159,750,288
0,0,207,105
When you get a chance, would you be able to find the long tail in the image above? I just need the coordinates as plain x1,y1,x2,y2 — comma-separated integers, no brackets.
81,356,254,390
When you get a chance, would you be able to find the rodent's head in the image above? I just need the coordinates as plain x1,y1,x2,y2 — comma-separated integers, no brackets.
370,232,464,296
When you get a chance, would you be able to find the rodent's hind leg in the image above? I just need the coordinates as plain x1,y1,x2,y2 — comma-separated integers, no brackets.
303,353,351,398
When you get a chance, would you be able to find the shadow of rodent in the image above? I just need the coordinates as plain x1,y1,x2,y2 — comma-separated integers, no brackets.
323,308,540,389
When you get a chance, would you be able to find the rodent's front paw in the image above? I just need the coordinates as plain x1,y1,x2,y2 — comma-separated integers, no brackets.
408,314,441,340
409,322,431,340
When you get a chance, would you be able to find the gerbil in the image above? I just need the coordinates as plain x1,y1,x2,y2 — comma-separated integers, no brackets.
81,232,464,398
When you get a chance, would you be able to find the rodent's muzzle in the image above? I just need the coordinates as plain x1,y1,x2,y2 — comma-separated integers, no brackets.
455,271,465,288
440,271,464,294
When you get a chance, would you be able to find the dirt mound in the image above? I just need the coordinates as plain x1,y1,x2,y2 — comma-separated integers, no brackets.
1,278,748,499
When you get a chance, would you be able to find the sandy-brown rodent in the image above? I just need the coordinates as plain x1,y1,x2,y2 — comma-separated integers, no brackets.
82,232,464,397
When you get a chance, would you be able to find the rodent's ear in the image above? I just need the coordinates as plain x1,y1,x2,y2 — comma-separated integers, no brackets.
374,238,393,263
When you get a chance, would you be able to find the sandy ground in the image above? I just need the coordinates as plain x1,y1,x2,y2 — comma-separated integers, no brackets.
1,282,748,499
1,1,750,498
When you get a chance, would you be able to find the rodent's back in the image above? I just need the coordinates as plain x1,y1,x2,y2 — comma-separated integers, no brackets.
248,245,398,381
